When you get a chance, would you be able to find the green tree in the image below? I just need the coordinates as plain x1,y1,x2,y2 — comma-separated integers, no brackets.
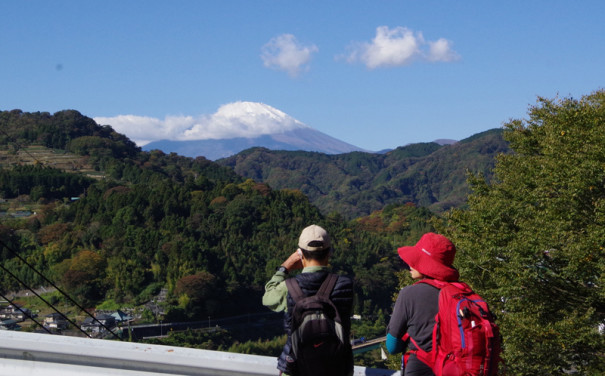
441,91,605,375
60,249,107,304
174,271,217,317
106,256,147,301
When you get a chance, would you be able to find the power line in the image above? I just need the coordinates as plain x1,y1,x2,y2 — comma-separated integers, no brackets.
0,292,52,335
0,238,121,339
1,120,121,339
0,258,90,337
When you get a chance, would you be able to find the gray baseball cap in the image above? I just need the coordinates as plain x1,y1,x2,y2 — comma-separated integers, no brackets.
298,224,331,252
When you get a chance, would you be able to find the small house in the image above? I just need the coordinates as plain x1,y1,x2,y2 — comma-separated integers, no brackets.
44,313,68,330
81,314,116,333
0,304,32,322
111,310,133,324
0,319,21,331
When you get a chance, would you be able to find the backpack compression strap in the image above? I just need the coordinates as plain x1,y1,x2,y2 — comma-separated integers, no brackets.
401,332,436,368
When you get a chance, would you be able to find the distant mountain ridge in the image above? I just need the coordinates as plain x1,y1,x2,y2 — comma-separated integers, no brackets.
143,127,367,160
0,108,507,219
0,108,433,324
218,128,509,218
141,101,367,160
107,101,462,160
433,139,457,145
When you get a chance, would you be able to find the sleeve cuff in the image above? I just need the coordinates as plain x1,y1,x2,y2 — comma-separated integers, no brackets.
386,333,405,354
273,271,287,279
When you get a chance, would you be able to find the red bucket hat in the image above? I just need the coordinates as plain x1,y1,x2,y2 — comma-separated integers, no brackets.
397,233,459,281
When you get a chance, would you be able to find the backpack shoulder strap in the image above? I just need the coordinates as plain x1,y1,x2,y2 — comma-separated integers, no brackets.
316,273,338,299
286,273,338,302
285,277,305,303
402,279,449,369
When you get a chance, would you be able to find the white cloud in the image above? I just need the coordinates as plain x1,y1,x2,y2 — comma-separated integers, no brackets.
343,26,459,69
261,34,318,77
94,114,195,146
427,38,460,62
94,102,306,146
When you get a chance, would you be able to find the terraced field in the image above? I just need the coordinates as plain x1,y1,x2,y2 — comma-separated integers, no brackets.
0,145,104,179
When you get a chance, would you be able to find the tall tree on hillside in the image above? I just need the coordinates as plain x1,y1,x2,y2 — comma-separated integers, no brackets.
441,90,605,375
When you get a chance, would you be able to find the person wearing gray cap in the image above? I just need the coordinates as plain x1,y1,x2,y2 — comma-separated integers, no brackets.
262,224,354,376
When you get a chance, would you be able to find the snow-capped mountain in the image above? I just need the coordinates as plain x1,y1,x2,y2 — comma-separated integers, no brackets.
141,102,367,160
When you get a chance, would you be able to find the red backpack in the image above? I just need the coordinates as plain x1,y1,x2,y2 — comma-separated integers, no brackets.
403,279,502,376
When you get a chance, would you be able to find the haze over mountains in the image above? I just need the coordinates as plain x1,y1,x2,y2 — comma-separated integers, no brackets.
97,101,459,160
143,127,366,160
97,102,368,160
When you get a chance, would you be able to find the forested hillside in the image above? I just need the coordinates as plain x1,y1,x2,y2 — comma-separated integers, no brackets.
218,128,509,218
439,91,605,375
0,109,433,326
2,90,603,376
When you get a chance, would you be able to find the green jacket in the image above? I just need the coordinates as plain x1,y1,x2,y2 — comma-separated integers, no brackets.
262,265,330,312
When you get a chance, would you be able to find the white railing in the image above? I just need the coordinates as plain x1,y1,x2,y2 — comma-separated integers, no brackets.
0,331,397,376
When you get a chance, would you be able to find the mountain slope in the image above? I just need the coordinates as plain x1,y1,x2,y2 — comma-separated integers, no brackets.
218,128,509,218
141,101,367,160
143,127,366,160
0,108,410,324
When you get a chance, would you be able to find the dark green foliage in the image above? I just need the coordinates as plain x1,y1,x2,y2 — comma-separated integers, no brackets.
0,109,139,157
217,129,509,218
351,309,389,341
0,165,93,200
350,311,390,369
227,335,287,356
0,109,425,324
441,91,605,375
1,107,512,372
148,328,287,356
144,328,234,350
386,142,441,159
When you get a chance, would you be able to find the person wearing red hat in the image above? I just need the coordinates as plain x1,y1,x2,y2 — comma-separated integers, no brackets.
386,232,459,376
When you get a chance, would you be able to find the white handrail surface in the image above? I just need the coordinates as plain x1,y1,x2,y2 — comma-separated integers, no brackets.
0,331,397,376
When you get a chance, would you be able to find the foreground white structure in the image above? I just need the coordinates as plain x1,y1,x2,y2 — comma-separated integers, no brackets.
0,331,397,375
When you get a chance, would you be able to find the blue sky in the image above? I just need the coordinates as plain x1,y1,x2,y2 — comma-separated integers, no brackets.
1,1,604,152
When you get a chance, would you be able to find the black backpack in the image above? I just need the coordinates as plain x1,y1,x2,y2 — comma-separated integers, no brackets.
286,274,349,376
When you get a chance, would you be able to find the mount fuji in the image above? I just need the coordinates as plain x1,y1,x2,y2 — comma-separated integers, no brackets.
141,102,367,160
